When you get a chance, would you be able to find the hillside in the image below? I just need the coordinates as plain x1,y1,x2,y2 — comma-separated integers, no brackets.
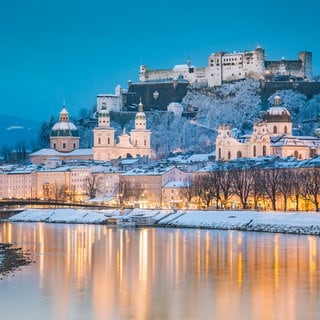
2,80,320,160
0,115,40,150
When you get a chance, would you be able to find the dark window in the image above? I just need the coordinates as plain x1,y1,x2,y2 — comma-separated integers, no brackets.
263,145,267,156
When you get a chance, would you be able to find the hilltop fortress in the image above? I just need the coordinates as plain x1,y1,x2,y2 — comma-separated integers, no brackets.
97,46,314,113
139,46,312,87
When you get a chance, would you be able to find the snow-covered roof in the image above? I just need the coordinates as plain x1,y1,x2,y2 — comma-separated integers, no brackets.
163,181,189,188
267,106,290,116
29,148,93,156
173,64,189,70
122,166,175,176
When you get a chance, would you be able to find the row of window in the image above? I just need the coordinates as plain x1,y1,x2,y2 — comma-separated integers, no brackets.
218,145,268,159
53,143,76,149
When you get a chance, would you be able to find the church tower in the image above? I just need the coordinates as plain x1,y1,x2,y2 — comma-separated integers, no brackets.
93,104,116,161
130,99,151,157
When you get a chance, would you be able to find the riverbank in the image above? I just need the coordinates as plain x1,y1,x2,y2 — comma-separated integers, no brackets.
7,208,320,236
0,243,32,279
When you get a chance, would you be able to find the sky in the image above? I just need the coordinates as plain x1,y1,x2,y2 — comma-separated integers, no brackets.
0,0,319,122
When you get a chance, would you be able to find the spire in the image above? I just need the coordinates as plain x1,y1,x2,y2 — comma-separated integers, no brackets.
138,97,144,112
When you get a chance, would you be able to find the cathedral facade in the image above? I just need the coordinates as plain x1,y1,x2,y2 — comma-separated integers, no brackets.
216,95,320,161
93,100,152,161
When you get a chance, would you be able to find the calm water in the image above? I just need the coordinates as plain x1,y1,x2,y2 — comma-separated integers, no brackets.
0,222,319,320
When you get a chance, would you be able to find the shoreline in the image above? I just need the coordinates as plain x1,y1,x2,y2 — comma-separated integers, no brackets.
5,208,320,237
0,243,33,279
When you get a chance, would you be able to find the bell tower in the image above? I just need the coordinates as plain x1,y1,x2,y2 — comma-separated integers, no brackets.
93,104,116,161
130,99,151,156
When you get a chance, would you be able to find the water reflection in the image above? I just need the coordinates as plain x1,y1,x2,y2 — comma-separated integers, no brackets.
0,222,320,320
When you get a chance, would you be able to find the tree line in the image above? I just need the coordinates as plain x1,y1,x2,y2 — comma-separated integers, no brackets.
183,161,320,211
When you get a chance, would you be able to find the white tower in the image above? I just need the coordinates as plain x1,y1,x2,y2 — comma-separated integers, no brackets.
93,104,116,161
130,99,151,156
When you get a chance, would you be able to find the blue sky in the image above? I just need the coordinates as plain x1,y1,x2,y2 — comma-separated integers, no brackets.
1,0,319,121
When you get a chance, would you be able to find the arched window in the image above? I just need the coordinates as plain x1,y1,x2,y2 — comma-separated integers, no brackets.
73,143,76,149
294,150,299,158
284,126,288,134
107,137,110,145
98,137,101,144
218,148,221,159
63,143,66,149
237,151,242,158
144,139,147,146
253,145,256,157
263,145,267,156
273,126,277,134
228,151,231,159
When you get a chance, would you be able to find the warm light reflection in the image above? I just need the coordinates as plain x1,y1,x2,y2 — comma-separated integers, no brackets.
274,235,279,290
1,222,320,320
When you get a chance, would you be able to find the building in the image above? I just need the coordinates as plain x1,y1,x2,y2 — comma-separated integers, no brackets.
96,85,123,112
216,95,320,161
29,106,93,164
120,166,189,208
139,46,312,87
93,99,152,161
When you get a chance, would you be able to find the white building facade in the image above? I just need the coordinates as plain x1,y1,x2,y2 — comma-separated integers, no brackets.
139,47,312,87
93,100,152,161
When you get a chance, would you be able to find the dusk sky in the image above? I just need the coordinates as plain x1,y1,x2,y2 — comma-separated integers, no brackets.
1,0,319,121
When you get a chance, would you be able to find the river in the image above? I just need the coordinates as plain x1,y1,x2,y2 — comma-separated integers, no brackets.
0,222,319,320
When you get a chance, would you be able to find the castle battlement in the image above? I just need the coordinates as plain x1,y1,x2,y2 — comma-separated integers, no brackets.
139,47,312,87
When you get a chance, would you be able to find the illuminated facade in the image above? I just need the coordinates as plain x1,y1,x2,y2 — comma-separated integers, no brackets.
93,100,152,161
216,95,320,161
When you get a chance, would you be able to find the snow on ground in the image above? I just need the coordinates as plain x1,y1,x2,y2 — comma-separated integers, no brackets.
7,208,320,235
8,208,109,224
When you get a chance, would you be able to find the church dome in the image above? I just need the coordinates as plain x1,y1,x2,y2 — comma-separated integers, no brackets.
50,107,79,137
262,95,291,123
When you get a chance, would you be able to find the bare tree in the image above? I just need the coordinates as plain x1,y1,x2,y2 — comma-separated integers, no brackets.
192,175,205,209
301,167,320,211
260,166,282,211
118,179,132,207
83,175,101,199
180,177,194,207
250,168,265,209
52,183,67,203
290,169,304,211
278,169,294,211
217,162,233,209
230,164,254,209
